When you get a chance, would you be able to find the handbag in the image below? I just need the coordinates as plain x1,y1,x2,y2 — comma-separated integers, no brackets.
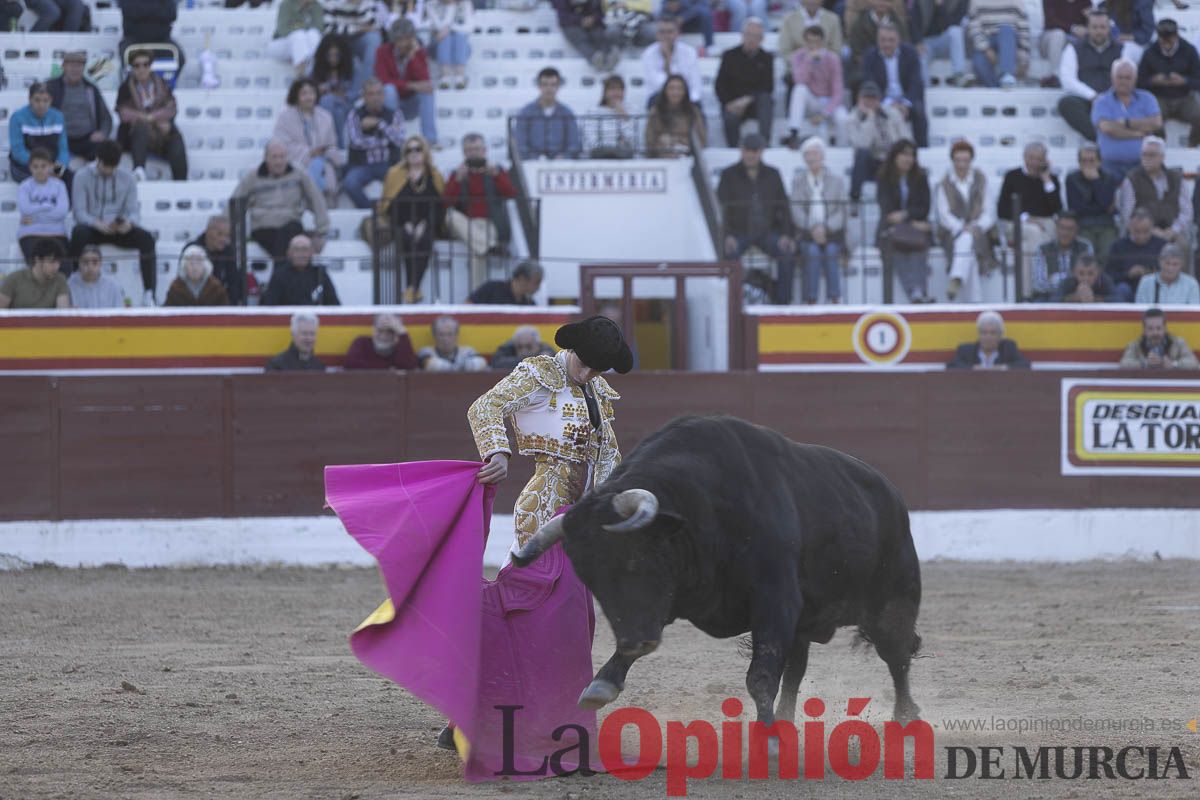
889,221,928,253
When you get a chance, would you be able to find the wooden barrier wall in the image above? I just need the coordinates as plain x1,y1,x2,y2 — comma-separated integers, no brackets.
3,370,1196,522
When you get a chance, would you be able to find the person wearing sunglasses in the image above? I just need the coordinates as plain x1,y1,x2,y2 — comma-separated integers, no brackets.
115,50,189,181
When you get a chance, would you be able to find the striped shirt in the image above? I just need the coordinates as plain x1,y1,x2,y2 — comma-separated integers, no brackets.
322,0,375,37
967,0,1031,55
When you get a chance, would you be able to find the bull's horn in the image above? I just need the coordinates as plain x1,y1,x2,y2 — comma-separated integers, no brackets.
511,516,566,567
602,489,659,533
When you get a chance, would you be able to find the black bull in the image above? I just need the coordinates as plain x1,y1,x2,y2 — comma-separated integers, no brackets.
512,414,922,726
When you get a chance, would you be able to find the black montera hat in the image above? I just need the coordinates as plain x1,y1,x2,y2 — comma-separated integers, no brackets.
554,315,634,374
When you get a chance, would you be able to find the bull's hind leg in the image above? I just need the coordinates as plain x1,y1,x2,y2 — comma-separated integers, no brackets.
774,638,810,722
578,651,636,709
864,598,922,724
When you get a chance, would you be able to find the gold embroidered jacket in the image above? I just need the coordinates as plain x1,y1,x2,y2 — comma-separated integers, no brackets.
467,351,622,486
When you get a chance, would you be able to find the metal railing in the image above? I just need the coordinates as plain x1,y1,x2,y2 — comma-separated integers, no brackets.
507,113,704,161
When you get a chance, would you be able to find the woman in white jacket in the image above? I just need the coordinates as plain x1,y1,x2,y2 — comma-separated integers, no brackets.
425,0,473,89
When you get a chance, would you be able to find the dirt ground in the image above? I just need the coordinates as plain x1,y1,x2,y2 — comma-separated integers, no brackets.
1,560,1198,800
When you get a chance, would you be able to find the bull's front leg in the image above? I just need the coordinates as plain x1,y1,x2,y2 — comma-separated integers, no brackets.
578,650,636,709
745,593,801,727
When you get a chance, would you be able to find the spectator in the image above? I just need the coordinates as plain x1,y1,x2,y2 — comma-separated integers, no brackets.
582,75,638,158
67,245,126,309
468,261,544,305
28,0,85,31
1040,0,1088,88
342,78,406,209
1106,207,1166,300
715,19,774,149
945,310,1031,369
911,0,969,86
261,235,341,306
513,67,582,159
936,140,996,302
1107,0,1154,65
426,0,472,90
0,239,70,309
274,77,344,205
877,139,933,302
1065,143,1119,269
660,0,715,53
1053,252,1117,302
184,216,241,306
1134,243,1200,304
115,49,188,182
1031,211,1093,299
778,0,843,63
784,25,846,148
374,18,438,144
1137,18,1200,148
490,324,556,371
118,0,183,69
443,133,517,288
849,0,909,72
165,245,230,306
322,0,382,95
268,0,325,77
1092,58,1161,180
1057,9,1121,141
845,0,909,36
265,311,327,371
378,134,445,302
312,34,356,148
846,81,909,205
9,83,71,190
861,22,928,148
70,141,158,305
604,0,657,52
1116,136,1190,250
47,51,113,162
645,74,707,158
1119,306,1198,368
231,139,331,262
996,141,1062,297
966,0,1031,88
641,16,702,106
553,0,622,71
17,148,70,265
344,313,420,369
717,132,797,304
791,137,846,304
418,315,488,371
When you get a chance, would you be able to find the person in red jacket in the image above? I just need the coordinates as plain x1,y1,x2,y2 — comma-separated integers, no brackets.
344,312,420,369
442,133,518,288
374,18,438,144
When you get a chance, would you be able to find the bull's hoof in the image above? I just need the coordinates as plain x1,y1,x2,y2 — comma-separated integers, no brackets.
894,701,922,726
578,679,621,709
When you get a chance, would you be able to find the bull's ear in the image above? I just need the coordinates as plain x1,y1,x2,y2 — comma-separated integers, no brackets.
656,511,686,536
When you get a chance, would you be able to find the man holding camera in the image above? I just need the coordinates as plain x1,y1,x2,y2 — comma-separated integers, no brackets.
1119,307,1198,369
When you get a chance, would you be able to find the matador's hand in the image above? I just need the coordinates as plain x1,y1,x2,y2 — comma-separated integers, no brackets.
477,453,509,484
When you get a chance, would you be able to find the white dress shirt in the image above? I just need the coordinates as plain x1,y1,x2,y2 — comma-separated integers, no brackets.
641,40,703,104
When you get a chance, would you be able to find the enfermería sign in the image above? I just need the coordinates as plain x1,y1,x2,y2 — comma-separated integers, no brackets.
1061,379,1200,475
537,168,667,194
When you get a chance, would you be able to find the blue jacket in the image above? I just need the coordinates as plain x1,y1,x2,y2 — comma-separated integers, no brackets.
861,44,925,107
513,101,581,159
8,105,69,168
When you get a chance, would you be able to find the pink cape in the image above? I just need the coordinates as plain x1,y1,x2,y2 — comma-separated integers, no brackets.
324,460,599,781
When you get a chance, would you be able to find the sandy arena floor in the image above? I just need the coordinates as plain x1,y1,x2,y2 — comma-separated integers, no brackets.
1,560,1198,799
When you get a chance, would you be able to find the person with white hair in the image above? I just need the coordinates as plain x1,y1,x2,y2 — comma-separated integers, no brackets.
489,324,556,370
996,141,1062,298
790,137,847,304
418,315,488,371
164,245,230,306
265,312,327,371
946,310,1031,369
1115,136,1191,248
1091,57,1162,180
344,313,420,369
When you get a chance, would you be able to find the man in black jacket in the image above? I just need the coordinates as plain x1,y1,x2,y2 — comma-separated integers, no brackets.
1137,18,1200,147
860,23,927,147
714,19,774,148
946,310,1031,370
997,142,1063,298
118,0,185,69
261,235,341,306
265,312,327,371
47,51,113,161
184,215,241,305
716,132,797,304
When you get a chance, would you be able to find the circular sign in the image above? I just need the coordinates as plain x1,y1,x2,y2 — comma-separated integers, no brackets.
851,312,912,366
